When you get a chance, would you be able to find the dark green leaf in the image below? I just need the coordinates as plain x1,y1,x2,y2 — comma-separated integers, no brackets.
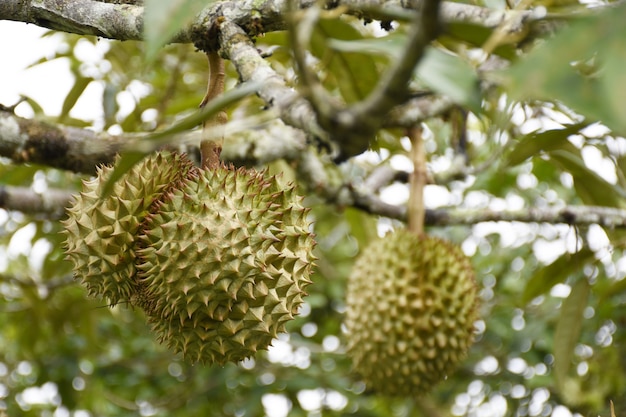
444,22,517,60
311,19,379,103
329,36,481,112
522,248,594,304
554,278,590,390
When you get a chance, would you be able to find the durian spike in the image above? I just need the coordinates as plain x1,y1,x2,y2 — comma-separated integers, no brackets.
199,51,227,170
407,125,427,235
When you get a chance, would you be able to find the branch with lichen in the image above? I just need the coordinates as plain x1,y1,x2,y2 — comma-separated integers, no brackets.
4,183,626,229
0,0,552,43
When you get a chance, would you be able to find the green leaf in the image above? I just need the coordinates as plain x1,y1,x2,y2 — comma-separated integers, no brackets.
548,150,625,207
144,0,209,61
505,123,587,166
59,75,93,123
139,80,262,145
444,22,517,60
101,80,261,197
553,278,590,391
415,48,482,114
503,4,626,135
328,34,406,58
522,248,594,305
329,36,481,112
311,19,379,103
100,150,147,199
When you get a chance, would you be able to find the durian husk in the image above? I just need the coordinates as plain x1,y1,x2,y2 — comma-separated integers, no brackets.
344,230,478,396
63,152,195,305
134,165,315,365
63,151,316,365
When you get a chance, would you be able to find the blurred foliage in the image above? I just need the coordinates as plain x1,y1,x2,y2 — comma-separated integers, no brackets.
1,1,626,417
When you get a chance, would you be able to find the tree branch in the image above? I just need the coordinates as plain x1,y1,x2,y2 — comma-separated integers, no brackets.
0,185,71,219
0,0,548,43
0,110,122,173
217,19,330,147
0,109,309,171
329,0,441,159
4,182,626,229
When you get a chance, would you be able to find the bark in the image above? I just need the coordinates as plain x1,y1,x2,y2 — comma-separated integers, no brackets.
0,110,122,174
0,0,547,43
5,183,626,230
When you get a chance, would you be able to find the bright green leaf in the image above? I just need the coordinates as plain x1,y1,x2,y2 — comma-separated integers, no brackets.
59,75,93,123
554,278,590,391
328,34,406,58
101,80,261,197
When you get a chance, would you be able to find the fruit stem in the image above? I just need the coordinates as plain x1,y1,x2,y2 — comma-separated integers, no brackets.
408,125,426,235
199,51,228,170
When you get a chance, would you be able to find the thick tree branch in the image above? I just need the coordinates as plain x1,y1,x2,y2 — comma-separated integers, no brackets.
4,183,626,229
0,0,548,42
0,185,71,219
0,0,144,39
0,110,122,173
0,109,308,171
0,0,552,162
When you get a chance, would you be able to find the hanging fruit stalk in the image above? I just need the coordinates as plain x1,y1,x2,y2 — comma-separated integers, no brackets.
199,51,227,169
408,125,426,235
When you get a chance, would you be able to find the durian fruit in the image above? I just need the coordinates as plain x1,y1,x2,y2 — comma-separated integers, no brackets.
135,167,315,364
63,152,194,304
344,229,478,396
63,151,316,365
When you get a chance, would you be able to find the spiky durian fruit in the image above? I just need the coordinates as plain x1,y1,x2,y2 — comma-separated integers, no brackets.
63,151,315,365
344,230,478,396
63,152,194,304
135,167,315,364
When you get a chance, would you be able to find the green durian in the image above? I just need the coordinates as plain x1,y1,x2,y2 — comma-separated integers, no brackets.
135,167,315,364
344,230,478,396
63,151,316,364
63,152,194,304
